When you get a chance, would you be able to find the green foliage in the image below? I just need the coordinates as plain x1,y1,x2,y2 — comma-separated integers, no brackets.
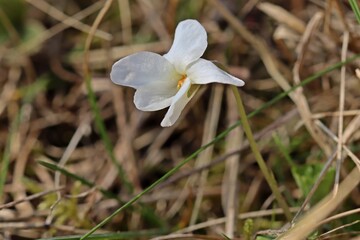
176,1,204,21
19,76,50,103
0,0,26,41
23,178,92,231
37,181,92,229
273,133,336,204
292,164,335,204
243,219,254,240
20,20,46,53
255,236,276,240
308,231,319,240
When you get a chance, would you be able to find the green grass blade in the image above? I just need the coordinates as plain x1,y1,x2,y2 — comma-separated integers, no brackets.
349,0,360,25
80,55,360,239
273,133,297,169
39,229,168,240
38,160,168,229
0,110,21,200
84,75,133,193
1,77,50,200
38,160,120,201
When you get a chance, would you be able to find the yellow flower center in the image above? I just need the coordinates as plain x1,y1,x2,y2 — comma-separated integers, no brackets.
177,75,187,90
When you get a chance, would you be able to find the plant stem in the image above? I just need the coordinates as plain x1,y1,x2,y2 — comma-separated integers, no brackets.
231,86,292,221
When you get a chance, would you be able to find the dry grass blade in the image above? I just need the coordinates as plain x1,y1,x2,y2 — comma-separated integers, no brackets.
136,0,170,42
117,0,133,44
292,11,332,157
173,207,300,235
20,1,104,55
319,208,360,226
334,30,350,195
222,88,242,238
0,187,64,210
315,120,360,170
208,0,294,98
69,41,171,69
257,2,306,34
190,85,223,225
319,220,360,239
26,0,112,40
279,167,360,239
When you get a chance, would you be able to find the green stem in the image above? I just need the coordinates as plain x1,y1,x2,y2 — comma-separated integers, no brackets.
0,108,21,200
349,0,360,25
231,86,292,221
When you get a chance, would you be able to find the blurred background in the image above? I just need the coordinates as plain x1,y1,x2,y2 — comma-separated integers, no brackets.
0,0,359,239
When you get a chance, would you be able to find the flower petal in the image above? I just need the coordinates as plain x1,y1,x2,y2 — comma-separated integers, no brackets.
163,19,207,74
187,59,245,86
134,88,173,111
110,51,181,111
161,78,193,127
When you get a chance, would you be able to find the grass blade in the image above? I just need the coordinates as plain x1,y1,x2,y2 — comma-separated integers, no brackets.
84,75,133,193
38,160,120,201
38,160,168,229
39,229,168,240
349,0,360,25
0,110,21,200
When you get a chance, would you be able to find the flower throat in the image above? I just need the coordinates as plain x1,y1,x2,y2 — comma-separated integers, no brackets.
177,75,187,90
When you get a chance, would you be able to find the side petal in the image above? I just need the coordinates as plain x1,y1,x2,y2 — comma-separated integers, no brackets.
110,51,180,111
163,19,207,74
187,59,245,86
161,78,193,127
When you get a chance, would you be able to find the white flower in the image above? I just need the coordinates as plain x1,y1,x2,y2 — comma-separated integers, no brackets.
110,19,245,127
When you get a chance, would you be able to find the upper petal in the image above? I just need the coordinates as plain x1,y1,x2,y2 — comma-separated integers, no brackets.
163,19,207,74
111,52,181,111
161,78,193,127
186,59,245,86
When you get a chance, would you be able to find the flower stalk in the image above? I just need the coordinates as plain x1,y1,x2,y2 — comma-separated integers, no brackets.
231,85,292,221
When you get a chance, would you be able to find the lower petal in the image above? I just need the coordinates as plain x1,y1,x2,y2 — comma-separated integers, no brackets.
161,78,193,127
134,89,173,111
